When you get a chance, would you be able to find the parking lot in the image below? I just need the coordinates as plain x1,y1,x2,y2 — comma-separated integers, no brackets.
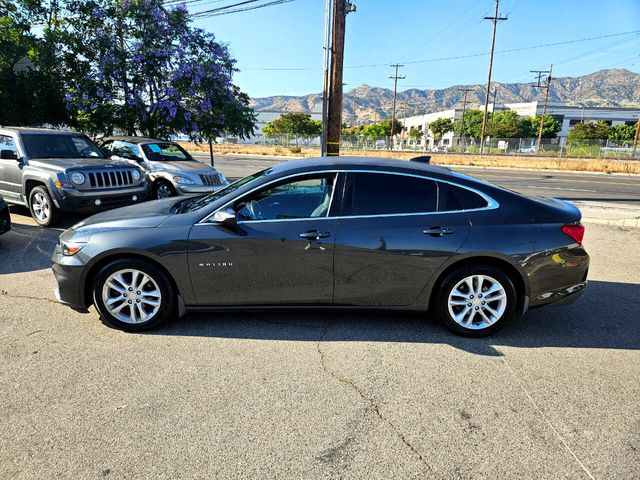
1,159,639,479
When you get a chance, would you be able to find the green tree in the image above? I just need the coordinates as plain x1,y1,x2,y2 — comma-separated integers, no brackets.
0,0,69,126
567,121,611,141
608,124,636,142
429,117,454,140
408,126,423,143
529,114,562,138
488,110,524,138
360,119,402,138
453,109,484,138
262,113,321,137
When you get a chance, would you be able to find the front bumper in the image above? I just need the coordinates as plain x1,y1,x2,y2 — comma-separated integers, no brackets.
0,206,10,234
51,244,89,311
53,186,148,213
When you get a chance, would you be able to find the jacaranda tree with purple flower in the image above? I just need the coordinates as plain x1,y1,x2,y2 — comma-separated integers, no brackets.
63,0,255,141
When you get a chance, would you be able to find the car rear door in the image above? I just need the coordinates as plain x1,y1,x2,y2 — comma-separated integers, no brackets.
188,172,342,306
333,171,472,306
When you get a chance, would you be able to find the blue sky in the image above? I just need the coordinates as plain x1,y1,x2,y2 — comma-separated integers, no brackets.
192,0,640,98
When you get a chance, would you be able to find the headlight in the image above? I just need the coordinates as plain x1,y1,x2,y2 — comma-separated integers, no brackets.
60,240,87,256
173,176,195,185
132,170,142,181
70,172,85,185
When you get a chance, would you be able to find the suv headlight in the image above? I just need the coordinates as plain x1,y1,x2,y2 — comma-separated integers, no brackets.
173,176,195,185
70,172,85,185
132,170,142,181
60,240,87,256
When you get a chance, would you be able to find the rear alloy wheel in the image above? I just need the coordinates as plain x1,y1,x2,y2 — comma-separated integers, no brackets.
93,259,176,331
436,265,516,336
29,186,60,227
154,180,176,200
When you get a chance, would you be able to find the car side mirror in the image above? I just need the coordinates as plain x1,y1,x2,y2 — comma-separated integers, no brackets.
211,207,237,227
0,149,18,160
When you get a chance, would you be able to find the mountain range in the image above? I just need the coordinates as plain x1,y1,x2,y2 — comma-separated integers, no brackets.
248,69,640,124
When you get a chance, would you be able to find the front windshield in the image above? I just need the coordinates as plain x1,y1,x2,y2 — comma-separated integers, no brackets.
22,134,105,159
141,142,191,161
178,168,274,213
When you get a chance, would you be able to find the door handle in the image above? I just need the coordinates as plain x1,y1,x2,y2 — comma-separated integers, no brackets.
423,226,454,237
299,230,331,240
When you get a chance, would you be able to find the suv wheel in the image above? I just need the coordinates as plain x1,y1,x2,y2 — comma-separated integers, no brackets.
93,259,176,332
29,186,59,227
154,180,176,199
435,265,516,337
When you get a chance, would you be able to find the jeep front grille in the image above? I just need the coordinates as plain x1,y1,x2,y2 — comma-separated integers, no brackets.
87,169,135,188
199,173,223,186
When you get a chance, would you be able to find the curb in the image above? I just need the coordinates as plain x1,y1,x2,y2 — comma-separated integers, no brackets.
582,217,640,228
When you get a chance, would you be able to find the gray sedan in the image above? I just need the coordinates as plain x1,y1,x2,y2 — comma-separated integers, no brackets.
100,136,229,199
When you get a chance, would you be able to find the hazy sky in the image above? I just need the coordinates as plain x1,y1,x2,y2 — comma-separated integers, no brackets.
192,0,640,98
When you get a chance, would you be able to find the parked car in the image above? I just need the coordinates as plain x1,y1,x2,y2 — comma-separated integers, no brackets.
0,194,10,235
518,146,536,154
52,156,589,336
100,136,229,199
375,139,386,149
0,128,147,227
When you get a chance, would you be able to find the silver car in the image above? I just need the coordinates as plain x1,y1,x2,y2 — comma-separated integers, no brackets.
100,136,229,199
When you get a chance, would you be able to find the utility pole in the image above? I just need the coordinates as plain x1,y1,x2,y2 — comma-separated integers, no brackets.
458,88,473,149
531,64,553,154
479,0,507,154
326,1,356,156
632,115,640,158
320,0,332,157
389,63,405,149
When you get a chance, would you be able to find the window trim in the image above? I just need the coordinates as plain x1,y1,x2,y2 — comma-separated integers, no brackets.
198,169,498,225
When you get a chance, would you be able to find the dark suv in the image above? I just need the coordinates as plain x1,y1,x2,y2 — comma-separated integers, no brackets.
0,127,147,226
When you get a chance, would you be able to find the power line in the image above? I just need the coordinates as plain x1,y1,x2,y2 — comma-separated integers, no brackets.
238,29,640,71
190,0,294,18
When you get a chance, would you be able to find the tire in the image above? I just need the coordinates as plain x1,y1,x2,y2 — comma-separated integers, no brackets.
92,259,176,332
153,180,177,200
435,265,517,337
28,186,60,227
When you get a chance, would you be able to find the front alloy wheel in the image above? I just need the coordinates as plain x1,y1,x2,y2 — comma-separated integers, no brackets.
436,265,516,336
154,180,176,199
93,259,176,331
29,186,60,227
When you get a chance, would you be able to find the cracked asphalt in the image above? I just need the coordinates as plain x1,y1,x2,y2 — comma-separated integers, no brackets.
1,207,639,479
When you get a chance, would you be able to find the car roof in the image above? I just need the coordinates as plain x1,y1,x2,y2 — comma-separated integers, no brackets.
0,127,86,136
101,136,169,144
269,156,453,177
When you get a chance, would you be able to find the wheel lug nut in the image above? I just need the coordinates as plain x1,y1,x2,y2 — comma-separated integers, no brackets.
478,294,482,298
482,301,486,305
470,295,474,299
127,300,132,304
475,306,479,310
467,303,472,307
136,299,140,303
123,293,127,297
128,287,133,291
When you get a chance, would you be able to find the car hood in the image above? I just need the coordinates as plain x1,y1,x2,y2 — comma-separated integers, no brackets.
73,198,179,231
148,160,218,174
28,157,137,172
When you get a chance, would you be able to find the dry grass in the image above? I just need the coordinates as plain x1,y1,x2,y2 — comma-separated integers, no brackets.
180,142,640,174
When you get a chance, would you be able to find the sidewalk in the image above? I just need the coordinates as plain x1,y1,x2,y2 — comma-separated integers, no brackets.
574,201,640,228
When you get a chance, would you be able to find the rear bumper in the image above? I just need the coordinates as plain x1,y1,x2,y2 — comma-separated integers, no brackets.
530,281,587,308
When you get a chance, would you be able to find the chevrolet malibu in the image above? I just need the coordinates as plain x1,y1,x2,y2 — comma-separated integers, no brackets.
52,157,589,336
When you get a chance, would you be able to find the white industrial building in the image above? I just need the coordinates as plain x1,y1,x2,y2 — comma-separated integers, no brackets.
399,101,640,149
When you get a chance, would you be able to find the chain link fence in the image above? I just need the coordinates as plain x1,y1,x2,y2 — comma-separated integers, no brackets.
214,134,639,160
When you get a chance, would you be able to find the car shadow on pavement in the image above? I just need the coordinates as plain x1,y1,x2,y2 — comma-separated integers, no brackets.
147,280,639,356
0,206,85,275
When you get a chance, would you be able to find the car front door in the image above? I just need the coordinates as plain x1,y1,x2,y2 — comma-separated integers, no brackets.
333,171,472,306
0,134,23,202
188,172,342,306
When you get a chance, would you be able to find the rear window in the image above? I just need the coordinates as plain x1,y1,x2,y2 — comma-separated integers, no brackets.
438,182,488,211
344,172,438,216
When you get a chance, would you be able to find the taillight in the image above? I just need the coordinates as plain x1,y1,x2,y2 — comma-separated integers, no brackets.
561,223,584,245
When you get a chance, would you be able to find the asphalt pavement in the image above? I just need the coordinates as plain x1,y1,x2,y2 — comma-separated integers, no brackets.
1,202,639,478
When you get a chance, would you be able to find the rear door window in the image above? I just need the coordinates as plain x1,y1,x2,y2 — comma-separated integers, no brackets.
437,182,488,211
343,172,438,216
